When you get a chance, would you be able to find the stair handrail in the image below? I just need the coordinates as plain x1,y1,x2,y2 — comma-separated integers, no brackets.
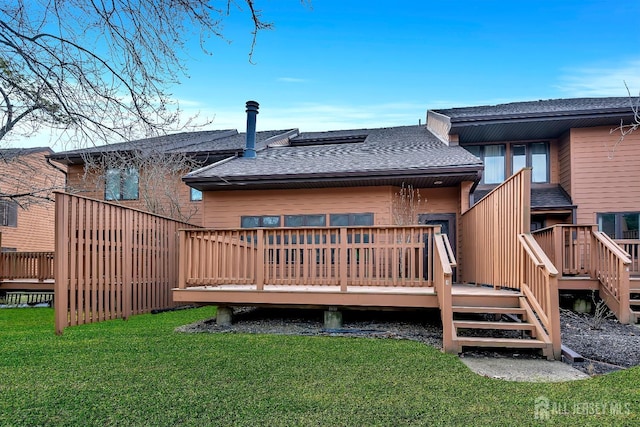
434,233,456,354
593,231,632,262
518,233,561,359
519,234,558,275
591,230,631,323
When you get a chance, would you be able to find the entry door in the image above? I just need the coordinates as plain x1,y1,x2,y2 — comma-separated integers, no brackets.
418,213,457,257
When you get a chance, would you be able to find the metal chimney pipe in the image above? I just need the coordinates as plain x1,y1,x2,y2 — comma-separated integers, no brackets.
244,100,259,158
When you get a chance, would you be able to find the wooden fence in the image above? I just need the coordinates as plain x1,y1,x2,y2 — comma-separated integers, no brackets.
0,251,54,281
54,193,195,334
178,226,437,290
460,168,531,288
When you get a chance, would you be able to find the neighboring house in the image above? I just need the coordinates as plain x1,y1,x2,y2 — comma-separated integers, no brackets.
427,97,640,234
0,147,65,252
48,128,297,225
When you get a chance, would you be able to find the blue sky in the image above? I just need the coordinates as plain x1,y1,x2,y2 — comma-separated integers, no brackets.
22,0,640,147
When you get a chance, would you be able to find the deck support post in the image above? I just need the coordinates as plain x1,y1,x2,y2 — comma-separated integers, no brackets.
324,307,342,329
216,305,233,326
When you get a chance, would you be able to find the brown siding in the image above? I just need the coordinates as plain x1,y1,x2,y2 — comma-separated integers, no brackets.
570,126,640,224
203,187,394,228
0,150,65,251
548,140,560,185
66,164,203,226
558,132,571,195
202,185,462,229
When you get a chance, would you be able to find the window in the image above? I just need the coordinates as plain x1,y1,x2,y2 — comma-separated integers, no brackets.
466,142,549,185
284,214,326,227
0,200,17,227
105,167,139,201
190,188,203,202
598,212,640,239
241,215,281,228
511,142,549,183
465,145,505,184
329,213,374,226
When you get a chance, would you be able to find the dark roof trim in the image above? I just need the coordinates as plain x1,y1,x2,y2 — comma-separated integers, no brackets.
449,109,632,126
290,134,368,146
185,166,482,189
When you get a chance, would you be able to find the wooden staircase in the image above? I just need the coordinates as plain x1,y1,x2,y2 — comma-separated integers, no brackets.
449,287,555,359
630,279,640,323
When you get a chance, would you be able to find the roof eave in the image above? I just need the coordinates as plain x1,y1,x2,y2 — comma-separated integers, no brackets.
185,165,483,190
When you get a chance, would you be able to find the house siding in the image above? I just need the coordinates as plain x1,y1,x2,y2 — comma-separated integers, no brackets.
0,150,65,251
558,132,572,195
569,126,640,224
202,185,462,229
66,164,204,226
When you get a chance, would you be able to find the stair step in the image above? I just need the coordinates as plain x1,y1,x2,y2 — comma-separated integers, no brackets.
629,299,640,305
453,320,535,331
452,306,526,315
456,337,547,349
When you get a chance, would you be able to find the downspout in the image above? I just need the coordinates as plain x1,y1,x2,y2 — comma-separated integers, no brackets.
46,157,69,190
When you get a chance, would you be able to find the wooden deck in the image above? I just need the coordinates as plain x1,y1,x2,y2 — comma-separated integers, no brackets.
0,279,55,292
172,283,520,309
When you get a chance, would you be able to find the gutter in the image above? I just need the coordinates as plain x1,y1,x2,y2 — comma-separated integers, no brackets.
185,166,483,189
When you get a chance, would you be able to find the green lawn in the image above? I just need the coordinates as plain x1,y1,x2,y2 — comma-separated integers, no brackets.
1,307,638,426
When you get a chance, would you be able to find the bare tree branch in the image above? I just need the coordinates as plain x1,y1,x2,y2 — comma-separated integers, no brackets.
0,0,279,150
608,82,640,158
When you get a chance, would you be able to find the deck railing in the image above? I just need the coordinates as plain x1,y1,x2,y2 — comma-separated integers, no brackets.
532,225,633,323
518,233,561,358
593,232,631,323
0,251,54,281
55,193,196,334
433,233,456,354
461,168,531,288
178,226,438,290
614,239,640,276
533,225,594,276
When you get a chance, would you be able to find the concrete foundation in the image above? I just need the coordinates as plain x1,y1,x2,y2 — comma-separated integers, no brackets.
216,306,233,326
324,307,343,329
573,299,592,313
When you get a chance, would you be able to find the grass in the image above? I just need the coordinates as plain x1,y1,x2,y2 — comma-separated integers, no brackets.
1,307,639,426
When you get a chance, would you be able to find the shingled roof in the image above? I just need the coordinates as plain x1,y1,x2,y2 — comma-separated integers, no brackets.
48,129,296,165
473,185,575,211
429,97,639,143
0,147,53,160
185,125,483,191
433,97,639,121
